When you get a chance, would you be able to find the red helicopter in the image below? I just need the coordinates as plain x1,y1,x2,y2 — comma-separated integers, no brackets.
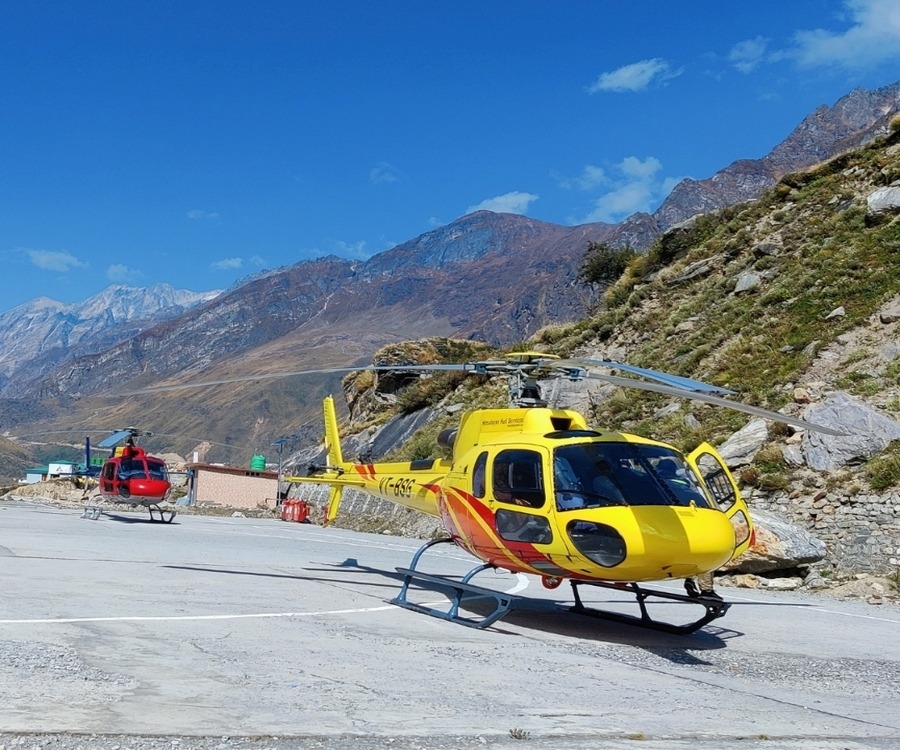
81,428,175,522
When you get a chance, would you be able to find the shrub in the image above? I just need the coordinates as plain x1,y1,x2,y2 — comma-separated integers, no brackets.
864,440,900,491
579,242,637,285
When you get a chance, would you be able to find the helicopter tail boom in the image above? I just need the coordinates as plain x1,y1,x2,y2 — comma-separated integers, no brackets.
284,396,448,523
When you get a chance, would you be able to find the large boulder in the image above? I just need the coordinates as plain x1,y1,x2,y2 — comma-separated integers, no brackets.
866,186,900,216
716,418,769,468
726,508,826,573
802,392,900,470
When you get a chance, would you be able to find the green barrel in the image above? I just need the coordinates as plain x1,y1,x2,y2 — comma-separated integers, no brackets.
250,454,267,471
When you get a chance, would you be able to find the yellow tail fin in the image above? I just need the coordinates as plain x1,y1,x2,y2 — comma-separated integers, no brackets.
323,396,345,526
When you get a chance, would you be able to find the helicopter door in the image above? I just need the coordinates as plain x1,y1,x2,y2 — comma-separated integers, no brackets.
100,461,116,493
686,443,753,558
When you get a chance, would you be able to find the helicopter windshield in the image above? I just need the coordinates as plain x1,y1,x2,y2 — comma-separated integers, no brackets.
115,458,168,481
553,441,712,510
117,458,149,480
147,459,168,481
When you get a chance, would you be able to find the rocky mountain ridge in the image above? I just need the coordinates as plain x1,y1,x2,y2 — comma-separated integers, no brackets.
651,82,900,233
0,283,220,395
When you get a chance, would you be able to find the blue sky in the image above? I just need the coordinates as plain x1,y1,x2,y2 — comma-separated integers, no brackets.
2,0,900,312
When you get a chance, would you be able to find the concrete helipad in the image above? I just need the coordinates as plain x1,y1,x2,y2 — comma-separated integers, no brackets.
1,499,899,749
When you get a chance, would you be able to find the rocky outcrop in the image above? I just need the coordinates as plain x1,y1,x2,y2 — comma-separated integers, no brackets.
716,419,769,468
867,186,900,216
802,393,900,471
728,509,826,574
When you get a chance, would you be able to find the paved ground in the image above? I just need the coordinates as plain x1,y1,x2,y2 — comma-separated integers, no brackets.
1,499,899,750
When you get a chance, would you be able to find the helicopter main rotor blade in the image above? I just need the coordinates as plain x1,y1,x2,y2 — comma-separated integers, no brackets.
122,363,474,395
553,358,736,395
581,371,845,436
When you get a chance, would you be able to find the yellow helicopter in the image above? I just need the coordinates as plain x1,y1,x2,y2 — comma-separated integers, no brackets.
277,352,841,634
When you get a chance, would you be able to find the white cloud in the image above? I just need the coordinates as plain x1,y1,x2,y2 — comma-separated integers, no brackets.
27,249,87,272
106,263,142,282
211,257,243,270
585,183,656,224
330,240,370,259
579,156,673,224
790,0,900,70
466,191,539,215
187,209,220,220
619,155,662,180
369,162,399,184
556,164,608,191
588,58,681,93
728,36,770,73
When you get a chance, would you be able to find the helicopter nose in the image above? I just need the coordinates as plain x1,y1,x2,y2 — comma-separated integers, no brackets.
130,478,171,502
563,506,736,578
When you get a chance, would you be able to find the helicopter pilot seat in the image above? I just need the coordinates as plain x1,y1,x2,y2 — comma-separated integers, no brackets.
655,458,709,506
591,460,626,505
555,456,586,510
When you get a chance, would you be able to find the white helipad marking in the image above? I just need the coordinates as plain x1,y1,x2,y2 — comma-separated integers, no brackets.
0,574,531,627
506,573,529,594
0,604,397,625
701,590,900,625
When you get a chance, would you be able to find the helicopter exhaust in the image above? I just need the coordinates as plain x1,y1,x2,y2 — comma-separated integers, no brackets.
437,428,457,451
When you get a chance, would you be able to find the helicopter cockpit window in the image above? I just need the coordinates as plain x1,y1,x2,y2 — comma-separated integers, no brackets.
147,460,168,481
553,442,712,509
117,459,148,480
472,452,487,499
492,449,545,508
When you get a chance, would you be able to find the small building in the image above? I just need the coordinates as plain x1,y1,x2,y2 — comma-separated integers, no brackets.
186,462,279,510
22,461,79,484
23,466,48,484
48,461,78,477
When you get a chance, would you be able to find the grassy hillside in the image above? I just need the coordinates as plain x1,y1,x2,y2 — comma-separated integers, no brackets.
533,123,900,456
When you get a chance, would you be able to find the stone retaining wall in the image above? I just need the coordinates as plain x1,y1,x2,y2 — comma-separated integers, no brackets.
747,487,900,572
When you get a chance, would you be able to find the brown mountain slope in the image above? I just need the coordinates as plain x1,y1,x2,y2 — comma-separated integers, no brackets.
11,213,613,460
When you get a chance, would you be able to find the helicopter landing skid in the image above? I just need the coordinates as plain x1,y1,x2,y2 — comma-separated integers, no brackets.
569,579,730,635
81,504,103,520
147,504,177,523
79,498,176,523
391,538,514,629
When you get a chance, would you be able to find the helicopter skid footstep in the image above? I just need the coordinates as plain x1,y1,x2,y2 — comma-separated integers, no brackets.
81,505,103,520
569,579,730,635
391,538,514,629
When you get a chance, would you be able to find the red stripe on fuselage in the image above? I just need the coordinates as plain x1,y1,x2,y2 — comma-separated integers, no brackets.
354,464,376,481
441,488,550,573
